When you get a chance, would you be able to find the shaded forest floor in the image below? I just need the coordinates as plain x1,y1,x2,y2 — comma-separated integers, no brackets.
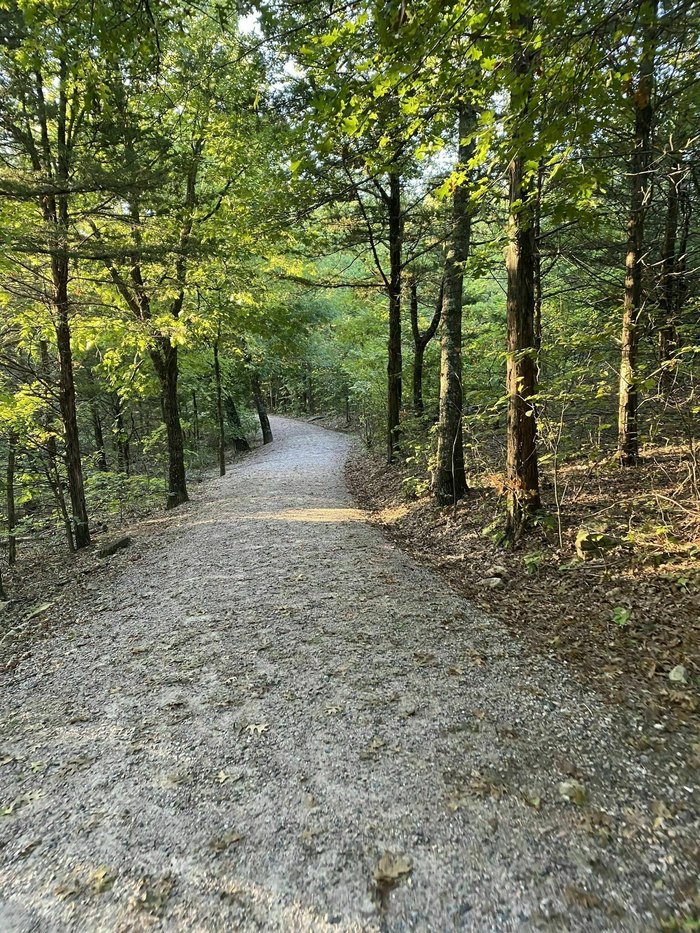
347,442,700,736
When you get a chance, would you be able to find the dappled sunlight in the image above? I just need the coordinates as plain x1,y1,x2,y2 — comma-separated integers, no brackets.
377,503,410,524
249,507,366,523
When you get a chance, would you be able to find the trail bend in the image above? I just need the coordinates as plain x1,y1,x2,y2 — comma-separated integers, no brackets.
0,417,694,932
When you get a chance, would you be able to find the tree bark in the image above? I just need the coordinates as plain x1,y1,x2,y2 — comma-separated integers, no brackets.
213,341,226,476
433,104,475,507
151,339,188,508
39,340,74,551
225,395,251,452
505,9,541,537
387,172,403,462
617,0,657,465
54,274,90,548
6,430,17,566
251,370,273,444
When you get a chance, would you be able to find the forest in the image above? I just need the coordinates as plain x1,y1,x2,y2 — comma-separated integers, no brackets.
1,0,698,645
0,0,699,928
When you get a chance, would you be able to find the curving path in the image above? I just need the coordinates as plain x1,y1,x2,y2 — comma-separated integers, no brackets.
0,417,695,931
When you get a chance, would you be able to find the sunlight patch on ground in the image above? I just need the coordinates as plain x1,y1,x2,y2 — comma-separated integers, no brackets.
378,504,410,524
250,507,365,523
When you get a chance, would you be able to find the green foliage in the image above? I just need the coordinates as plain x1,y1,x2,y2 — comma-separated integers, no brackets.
611,606,633,628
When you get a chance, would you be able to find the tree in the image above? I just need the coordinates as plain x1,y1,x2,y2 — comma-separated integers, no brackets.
617,0,658,466
433,103,476,506
504,3,542,537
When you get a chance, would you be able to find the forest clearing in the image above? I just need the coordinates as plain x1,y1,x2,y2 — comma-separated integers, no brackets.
0,0,699,929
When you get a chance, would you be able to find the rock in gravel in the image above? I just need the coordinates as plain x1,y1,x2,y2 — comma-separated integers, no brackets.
97,536,132,558
559,779,587,806
485,565,508,579
481,576,504,589
669,664,688,684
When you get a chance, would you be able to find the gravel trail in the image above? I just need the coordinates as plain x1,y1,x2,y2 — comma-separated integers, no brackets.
0,417,696,932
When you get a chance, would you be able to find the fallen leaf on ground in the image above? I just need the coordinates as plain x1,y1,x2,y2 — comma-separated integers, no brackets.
374,851,412,887
245,723,269,735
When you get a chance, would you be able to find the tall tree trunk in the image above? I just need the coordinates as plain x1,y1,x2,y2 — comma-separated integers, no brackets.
152,339,188,508
658,163,681,387
505,9,541,537
617,0,657,465
387,172,403,462
39,340,74,551
433,104,475,506
213,341,226,476
251,370,273,444
6,430,17,566
91,400,108,471
50,58,90,549
54,274,90,548
225,395,251,452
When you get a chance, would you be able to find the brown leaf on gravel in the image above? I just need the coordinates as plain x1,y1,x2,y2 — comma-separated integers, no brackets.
373,852,412,888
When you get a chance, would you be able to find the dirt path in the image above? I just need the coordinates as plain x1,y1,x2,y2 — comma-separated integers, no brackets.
0,417,696,932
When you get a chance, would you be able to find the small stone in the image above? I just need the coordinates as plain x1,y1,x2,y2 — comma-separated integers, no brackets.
559,779,586,806
482,576,504,589
668,665,687,684
485,565,508,578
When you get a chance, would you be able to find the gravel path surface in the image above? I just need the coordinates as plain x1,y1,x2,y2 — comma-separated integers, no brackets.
0,417,696,932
